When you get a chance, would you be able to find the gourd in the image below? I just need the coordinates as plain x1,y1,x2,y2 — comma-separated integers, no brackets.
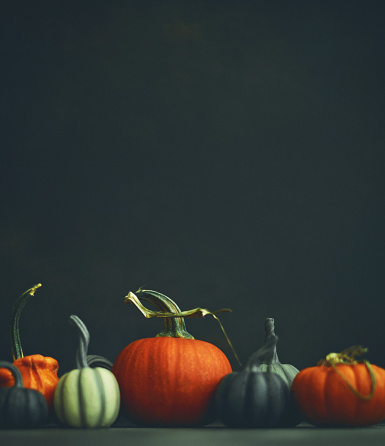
259,318,299,388
0,284,59,408
112,289,235,427
0,361,48,429
53,315,120,428
291,346,385,427
214,334,301,428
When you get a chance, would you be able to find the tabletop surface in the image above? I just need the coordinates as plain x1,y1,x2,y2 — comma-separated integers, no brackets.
2,420,385,446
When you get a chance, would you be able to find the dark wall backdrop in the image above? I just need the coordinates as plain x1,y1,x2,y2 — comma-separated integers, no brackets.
1,0,384,375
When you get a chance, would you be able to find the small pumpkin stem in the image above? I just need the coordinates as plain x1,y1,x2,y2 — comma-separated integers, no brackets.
246,335,278,372
0,361,24,388
9,283,42,361
69,315,91,369
132,289,194,339
264,318,279,364
125,290,242,366
86,355,113,370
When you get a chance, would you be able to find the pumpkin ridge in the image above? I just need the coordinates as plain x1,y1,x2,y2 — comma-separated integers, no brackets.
21,359,33,388
353,364,381,425
3,385,15,427
150,338,168,423
322,367,332,424
78,370,87,427
270,374,288,427
190,340,211,424
124,339,156,422
351,365,361,423
31,359,44,395
281,364,299,385
25,388,38,427
242,371,255,427
324,365,348,425
94,368,107,427
170,338,182,420
20,390,29,427
329,364,367,425
264,374,275,427
55,373,67,423
62,371,81,426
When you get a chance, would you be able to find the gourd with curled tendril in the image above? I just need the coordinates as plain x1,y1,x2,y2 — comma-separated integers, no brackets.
291,346,385,427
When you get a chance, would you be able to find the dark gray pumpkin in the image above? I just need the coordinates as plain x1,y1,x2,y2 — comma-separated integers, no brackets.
214,335,300,428
0,361,48,429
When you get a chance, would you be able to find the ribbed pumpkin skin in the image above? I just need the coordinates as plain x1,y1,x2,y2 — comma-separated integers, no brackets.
215,370,291,428
0,386,48,429
54,367,120,428
291,364,385,426
112,337,232,426
259,363,299,388
0,355,59,408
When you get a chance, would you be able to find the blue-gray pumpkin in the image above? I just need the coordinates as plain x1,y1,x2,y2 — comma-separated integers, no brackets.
0,361,48,429
214,334,300,428
53,315,120,428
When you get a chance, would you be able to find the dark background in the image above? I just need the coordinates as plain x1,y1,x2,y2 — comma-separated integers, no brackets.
1,0,384,376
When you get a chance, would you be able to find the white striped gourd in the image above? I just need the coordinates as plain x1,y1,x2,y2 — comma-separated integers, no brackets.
53,315,120,428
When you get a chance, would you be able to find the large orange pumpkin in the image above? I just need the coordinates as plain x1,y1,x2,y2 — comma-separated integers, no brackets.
0,284,59,408
112,289,233,427
291,346,385,427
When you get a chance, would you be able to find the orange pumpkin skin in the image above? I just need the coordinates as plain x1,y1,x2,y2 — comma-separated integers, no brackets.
291,363,385,427
112,337,232,426
0,354,59,408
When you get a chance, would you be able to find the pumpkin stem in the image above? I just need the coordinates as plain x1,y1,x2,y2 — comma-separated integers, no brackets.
0,361,24,388
86,355,113,370
9,283,42,361
318,346,376,401
245,335,278,372
69,315,91,369
125,290,242,366
263,318,280,364
129,289,194,339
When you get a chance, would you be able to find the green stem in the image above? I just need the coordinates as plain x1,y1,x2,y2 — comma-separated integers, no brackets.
86,355,113,370
264,318,279,364
245,335,278,372
69,315,90,369
9,283,42,361
126,290,241,366
135,289,194,339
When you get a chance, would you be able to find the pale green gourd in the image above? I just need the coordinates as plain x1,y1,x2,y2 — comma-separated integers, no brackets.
53,315,120,428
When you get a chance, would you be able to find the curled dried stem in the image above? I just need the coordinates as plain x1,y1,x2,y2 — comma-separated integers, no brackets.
318,345,376,401
125,290,241,367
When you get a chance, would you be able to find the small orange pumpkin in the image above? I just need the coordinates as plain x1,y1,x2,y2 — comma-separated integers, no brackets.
291,346,385,427
112,289,234,427
0,284,59,408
